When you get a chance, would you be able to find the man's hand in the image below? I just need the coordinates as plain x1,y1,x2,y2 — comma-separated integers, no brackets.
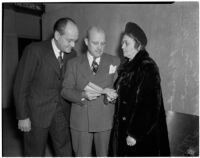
126,135,136,146
18,118,31,132
102,88,118,100
82,91,101,101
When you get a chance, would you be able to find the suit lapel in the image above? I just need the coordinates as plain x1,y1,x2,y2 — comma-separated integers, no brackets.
61,50,77,76
45,41,60,75
79,54,94,80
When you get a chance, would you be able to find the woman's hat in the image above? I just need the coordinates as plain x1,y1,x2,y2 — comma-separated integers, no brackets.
124,22,147,46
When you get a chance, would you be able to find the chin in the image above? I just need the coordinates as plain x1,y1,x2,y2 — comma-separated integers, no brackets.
123,53,128,58
65,49,71,53
98,52,103,57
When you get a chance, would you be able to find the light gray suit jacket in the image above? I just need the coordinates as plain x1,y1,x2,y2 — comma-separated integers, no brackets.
61,53,120,132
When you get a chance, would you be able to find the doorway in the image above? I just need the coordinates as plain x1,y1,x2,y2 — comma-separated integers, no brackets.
18,37,40,60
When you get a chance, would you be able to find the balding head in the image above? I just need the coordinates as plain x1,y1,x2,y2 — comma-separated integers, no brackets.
85,26,106,58
53,17,77,35
86,26,106,41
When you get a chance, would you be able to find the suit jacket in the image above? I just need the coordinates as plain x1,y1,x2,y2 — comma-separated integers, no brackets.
14,40,76,128
61,53,120,132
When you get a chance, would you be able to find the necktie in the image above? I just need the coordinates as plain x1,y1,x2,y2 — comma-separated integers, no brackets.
58,51,64,68
92,58,99,74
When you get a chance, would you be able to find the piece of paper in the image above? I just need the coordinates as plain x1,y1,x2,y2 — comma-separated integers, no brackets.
84,82,103,94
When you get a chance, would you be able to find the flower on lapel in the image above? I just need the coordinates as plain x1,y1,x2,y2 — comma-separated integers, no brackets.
109,64,117,74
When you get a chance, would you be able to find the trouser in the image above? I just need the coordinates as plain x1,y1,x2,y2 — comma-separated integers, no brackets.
23,106,72,156
70,128,111,157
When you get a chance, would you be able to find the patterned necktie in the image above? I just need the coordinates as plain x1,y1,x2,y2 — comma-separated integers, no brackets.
92,58,99,74
58,51,64,68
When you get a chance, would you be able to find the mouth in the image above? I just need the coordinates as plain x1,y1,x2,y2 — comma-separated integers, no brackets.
96,50,103,54
123,51,128,56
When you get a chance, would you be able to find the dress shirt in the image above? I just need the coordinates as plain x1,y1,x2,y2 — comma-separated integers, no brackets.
87,51,101,69
51,38,64,59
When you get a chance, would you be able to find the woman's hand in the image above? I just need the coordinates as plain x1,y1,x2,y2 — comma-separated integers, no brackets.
126,135,136,146
102,88,118,100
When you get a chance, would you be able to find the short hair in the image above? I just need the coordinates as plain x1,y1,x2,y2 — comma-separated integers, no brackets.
53,17,77,35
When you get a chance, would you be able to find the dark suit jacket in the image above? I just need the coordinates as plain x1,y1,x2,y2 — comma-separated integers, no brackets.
61,53,120,132
14,40,76,128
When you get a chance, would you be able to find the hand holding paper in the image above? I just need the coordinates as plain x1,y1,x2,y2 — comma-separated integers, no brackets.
83,91,101,100
83,82,117,102
83,82,103,100
84,82,103,94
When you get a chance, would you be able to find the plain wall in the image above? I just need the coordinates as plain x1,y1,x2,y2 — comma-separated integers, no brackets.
3,8,41,108
42,2,198,116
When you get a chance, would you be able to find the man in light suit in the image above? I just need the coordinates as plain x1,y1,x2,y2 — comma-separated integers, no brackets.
14,18,79,156
61,26,120,156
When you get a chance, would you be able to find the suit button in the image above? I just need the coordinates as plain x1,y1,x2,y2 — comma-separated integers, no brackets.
122,117,126,121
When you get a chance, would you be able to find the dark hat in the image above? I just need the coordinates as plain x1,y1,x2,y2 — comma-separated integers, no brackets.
124,22,147,46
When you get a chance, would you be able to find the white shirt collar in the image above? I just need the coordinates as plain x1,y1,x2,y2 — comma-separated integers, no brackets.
87,51,101,67
51,38,63,58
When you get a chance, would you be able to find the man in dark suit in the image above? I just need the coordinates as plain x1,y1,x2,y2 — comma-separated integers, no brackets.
61,26,120,156
14,17,79,156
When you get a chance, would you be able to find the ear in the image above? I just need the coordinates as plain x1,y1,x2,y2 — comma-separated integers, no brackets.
54,31,60,40
84,38,88,46
137,44,142,51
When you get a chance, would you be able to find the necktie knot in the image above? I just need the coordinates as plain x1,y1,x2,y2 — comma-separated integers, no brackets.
58,51,64,68
92,58,99,74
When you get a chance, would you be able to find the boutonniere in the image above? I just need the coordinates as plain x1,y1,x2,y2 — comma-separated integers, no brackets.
109,64,117,74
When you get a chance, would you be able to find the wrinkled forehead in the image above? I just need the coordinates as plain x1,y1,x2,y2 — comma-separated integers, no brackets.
88,27,105,40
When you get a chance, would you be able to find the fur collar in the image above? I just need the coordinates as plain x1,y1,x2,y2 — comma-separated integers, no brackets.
118,50,149,74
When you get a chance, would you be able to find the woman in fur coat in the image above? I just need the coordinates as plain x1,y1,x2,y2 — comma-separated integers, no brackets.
110,22,170,156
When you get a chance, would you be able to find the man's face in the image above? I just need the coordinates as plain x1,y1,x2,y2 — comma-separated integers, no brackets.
55,22,79,53
85,30,106,58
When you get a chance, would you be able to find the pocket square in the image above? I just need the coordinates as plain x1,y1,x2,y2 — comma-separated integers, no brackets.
109,65,117,74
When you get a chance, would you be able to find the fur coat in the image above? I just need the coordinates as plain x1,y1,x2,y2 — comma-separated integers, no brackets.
110,50,170,156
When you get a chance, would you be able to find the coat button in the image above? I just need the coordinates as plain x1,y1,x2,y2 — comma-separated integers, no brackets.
122,117,126,121
122,101,127,104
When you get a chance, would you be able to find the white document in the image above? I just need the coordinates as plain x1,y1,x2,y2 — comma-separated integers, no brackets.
84,82,103,94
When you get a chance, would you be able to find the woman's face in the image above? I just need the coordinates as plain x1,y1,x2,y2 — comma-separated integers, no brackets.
121,34,140,60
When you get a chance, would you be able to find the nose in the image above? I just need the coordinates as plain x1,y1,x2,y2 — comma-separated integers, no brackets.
98,45,102,50
70,41,75,48
121,43,125,49
98,43,105,50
